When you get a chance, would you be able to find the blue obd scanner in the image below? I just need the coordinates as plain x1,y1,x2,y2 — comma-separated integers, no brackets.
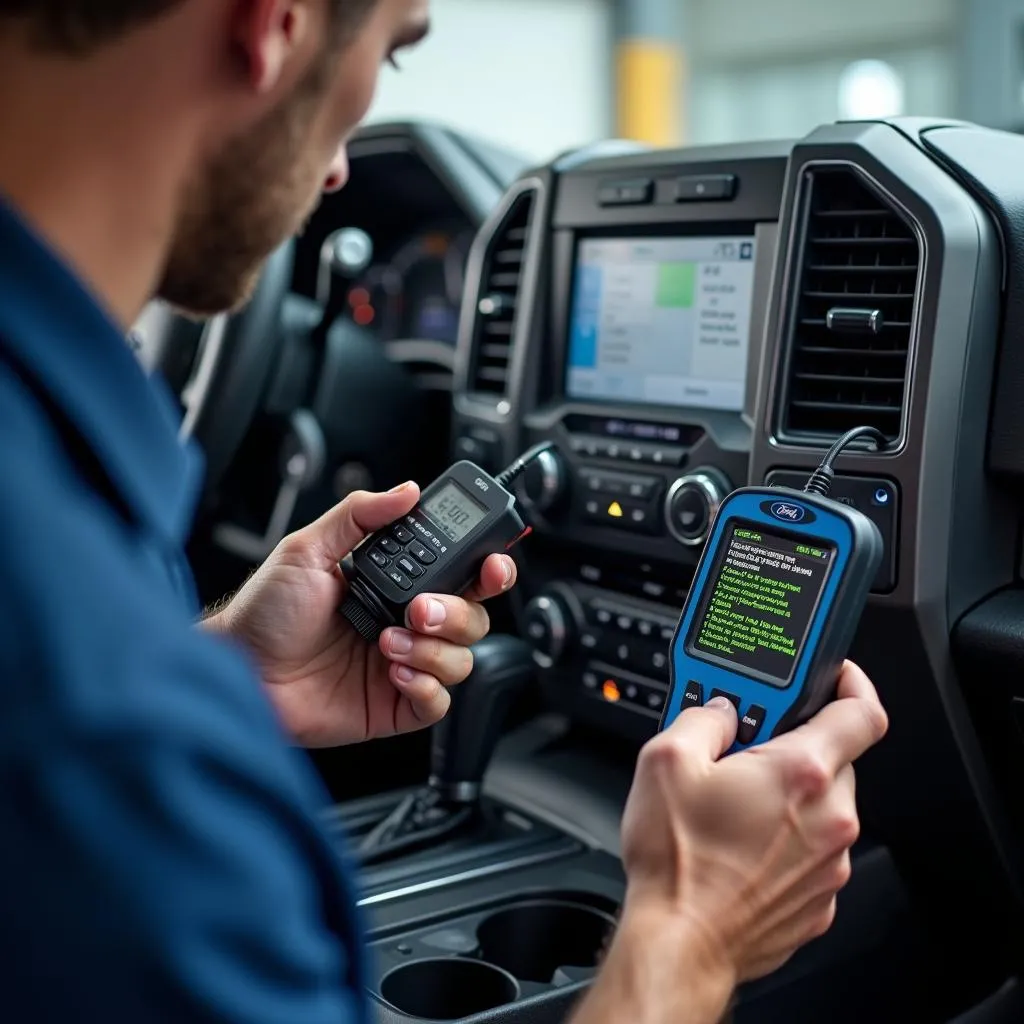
660,427,886,752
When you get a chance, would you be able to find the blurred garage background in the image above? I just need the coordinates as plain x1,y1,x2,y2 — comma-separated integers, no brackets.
366,0,1024,160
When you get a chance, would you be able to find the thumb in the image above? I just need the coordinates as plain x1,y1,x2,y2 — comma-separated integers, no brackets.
304,482,421,566
663,696,739,763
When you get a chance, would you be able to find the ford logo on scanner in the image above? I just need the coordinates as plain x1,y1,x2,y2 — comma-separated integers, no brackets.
769,501,807,523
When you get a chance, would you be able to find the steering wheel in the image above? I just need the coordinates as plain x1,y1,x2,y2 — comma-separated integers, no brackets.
135,240,296,495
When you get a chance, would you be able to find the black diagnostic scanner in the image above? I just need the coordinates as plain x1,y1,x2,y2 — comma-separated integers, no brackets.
340,445,554,642
660,427,887,753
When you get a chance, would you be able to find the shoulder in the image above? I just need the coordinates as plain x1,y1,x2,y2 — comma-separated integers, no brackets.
0,357,286,773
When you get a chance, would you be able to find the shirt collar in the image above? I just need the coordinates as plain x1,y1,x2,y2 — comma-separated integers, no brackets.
0,198,202,544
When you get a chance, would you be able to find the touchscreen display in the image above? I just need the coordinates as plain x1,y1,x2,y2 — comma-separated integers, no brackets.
687,522,835,687
421,482,488,543
566,236,756,411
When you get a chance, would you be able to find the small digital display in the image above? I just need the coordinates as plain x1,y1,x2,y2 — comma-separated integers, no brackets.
687,522,835,687
421,482,488,543
566,235,756,411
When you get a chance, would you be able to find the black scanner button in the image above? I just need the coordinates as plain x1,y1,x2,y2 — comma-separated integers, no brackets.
397,556,423,579
392,525,415,545
738,705,767,745
378,536,402,557
369,550,390,569
683,680,703,709
708,689,741,713
387,569,413,591
409,543,437,566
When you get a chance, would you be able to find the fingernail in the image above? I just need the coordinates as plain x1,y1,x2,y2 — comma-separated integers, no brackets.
425,599,447,627
707,697,735,712
502,559,514,589
389,630,414,655
389,481,414,494
395,666,416,684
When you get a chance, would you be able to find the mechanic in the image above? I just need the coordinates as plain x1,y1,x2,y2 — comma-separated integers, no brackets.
0,1,889,1022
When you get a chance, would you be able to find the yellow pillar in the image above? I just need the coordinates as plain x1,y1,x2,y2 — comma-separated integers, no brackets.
615,0,686,146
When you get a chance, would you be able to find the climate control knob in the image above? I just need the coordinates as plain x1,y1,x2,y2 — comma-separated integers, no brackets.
665,469,732,547
516,446,567,516
522,593,572,668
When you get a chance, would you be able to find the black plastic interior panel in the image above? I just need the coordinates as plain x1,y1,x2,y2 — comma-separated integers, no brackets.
764,470,900,592
920,126,1024,484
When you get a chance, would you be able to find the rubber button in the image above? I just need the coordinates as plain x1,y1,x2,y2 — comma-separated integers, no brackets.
387,569,413,591
378,537,402,557
683,680,703,709
738,705,767,745
709,689,741,713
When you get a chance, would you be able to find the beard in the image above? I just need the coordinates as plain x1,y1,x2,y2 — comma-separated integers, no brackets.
158,61,332,317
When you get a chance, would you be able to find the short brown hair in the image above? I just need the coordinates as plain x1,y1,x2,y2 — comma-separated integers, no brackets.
0,0,379,54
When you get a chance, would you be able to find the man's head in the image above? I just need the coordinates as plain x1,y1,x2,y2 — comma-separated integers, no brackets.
0,0,430,315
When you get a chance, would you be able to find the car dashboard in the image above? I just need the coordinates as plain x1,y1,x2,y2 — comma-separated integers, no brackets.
443,119,1024,1018
186,117,1024,1022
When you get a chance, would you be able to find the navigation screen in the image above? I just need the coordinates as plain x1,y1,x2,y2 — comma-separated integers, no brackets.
688,522,835,687
421,482,487,543
565,235,756,411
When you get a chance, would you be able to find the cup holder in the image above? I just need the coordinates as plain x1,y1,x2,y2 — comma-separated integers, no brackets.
475,901,616,984
380,957,520,1020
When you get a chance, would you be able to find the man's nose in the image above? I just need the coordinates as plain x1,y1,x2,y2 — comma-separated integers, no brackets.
323,146,350,194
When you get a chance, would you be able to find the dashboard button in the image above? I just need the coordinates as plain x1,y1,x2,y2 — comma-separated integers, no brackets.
392,525,415,545
650,649,669,679
582,670,599,691
616,614,634,632
378,536,403,557
738,705,767,745
646,690,666,712
660,624,676,643
599,178,654,206
675,174,737,202
594,606,613,626
650,447,686,467
683,680,703,709
637,619,654,638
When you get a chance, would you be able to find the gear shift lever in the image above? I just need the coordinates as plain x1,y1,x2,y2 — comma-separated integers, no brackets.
358,635,534,864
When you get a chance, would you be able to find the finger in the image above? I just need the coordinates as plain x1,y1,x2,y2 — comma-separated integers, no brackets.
775,665,888,778
659,695,739,763
405,593,490,646
463,554,517,603
389,664,452,731
381,628,475,686
302,482,421,567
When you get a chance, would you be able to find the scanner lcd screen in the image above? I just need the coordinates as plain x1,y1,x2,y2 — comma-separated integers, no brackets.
687,521,835,687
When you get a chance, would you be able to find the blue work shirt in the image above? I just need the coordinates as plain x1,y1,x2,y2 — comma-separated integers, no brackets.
0,199,368,1022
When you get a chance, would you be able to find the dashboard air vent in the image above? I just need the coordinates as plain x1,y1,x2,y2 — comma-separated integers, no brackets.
781,168,920,443
468,190,536,396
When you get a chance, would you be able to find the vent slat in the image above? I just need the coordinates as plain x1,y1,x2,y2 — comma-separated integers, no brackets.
468,191,535,395
781,169,920,442
795,373,906,386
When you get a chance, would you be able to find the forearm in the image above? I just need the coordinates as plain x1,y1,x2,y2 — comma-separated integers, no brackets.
572,903,735,1024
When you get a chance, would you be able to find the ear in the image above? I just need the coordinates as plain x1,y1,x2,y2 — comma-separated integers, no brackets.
231,0,314,95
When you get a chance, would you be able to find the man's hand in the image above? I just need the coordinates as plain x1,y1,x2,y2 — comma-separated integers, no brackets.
206,483,517,748
574,662,888,1024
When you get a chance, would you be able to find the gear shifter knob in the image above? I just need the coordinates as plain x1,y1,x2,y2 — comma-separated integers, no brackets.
429,635,535,802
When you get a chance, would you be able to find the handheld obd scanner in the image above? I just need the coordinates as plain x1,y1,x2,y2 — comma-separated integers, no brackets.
660,427,886,752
